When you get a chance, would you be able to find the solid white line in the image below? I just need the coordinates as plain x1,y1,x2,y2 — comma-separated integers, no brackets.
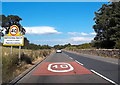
90,69,118,85
75,60,83,65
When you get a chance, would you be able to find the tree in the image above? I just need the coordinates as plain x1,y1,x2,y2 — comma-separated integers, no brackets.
53,43,71,49
22,37,30,49
0,15,26,36
93,2,120,49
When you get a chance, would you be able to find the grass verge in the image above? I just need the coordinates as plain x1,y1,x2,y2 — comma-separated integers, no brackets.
2,47,54,83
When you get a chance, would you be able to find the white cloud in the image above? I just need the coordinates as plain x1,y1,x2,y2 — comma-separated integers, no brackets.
36,39,69,43
89,32,96,35
70,37,94,42
68,32,96,36
80,32,89,36
35,37,93,43
34,37,94,46
25,26,61,34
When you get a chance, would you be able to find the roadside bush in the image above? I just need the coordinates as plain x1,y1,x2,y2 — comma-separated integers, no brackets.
21,52,32,64
2,47,53,83
2,54,18,83
114,39,120,49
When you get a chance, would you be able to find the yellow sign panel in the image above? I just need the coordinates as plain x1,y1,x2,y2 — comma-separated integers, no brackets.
3,25,24,46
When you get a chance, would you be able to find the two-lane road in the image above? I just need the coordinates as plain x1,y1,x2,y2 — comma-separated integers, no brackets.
14,51,118,85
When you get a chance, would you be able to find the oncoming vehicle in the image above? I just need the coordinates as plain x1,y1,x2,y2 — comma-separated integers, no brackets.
56,49,62,53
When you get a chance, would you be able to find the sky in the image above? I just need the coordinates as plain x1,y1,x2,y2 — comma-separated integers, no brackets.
2,0,110,2
2,2,108,46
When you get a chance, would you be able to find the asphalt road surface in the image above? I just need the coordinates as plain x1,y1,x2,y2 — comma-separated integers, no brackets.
14,51,119,85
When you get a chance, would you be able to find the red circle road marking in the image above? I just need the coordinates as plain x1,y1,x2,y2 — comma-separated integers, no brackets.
32,62,92,75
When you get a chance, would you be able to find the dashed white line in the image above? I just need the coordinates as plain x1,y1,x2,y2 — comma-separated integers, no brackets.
90,69,118,85
75,60,83,66
69,57,73,59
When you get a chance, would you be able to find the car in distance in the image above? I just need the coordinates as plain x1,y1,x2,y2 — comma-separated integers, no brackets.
56,49,62,53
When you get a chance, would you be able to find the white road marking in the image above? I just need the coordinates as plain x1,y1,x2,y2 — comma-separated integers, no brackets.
48,62,74,72
69,57,73,59
75,60,83,65
90,69,118,85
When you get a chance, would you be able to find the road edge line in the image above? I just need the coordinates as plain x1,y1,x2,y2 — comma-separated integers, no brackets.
90,69,118,85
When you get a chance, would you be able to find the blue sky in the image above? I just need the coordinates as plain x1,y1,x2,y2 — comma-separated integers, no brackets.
2,0,109,2
2,2,108,46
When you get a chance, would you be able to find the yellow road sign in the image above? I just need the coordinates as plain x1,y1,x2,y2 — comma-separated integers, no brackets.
3,25,24,46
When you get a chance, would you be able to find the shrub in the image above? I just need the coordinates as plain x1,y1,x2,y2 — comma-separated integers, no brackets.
115,39,120,49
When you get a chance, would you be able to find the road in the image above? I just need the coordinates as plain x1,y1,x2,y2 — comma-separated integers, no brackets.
14,51,119,85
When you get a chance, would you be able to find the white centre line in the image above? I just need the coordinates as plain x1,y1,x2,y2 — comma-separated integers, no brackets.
90,69,118,85
75,60,83,65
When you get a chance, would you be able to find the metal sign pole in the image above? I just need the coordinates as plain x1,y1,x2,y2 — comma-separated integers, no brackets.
19,46,21,60
11,46,12,55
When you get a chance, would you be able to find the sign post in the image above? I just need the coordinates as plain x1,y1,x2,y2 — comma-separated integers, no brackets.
19,46,21,59
11,46,12,55
3,25,24,65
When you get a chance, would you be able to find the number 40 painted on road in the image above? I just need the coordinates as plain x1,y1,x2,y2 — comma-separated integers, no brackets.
52,64,69,68
48,62,74,72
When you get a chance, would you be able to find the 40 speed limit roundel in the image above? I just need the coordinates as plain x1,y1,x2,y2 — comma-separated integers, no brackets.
9,25,19,36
